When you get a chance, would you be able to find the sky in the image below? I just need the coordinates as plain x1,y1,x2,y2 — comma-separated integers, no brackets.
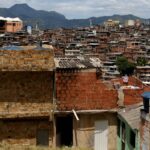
0,0,150,19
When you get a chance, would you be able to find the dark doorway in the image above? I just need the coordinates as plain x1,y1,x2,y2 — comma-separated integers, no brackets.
56,115,73,147
36,129,49,146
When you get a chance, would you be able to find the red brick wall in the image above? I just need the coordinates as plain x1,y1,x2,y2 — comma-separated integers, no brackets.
56,69,118,110
112,77,145,106
112,76,150,106
123,89,143,105
112,76,143,88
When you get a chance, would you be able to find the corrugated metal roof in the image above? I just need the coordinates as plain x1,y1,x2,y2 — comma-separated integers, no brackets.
54,56,102,69
118,103,143,130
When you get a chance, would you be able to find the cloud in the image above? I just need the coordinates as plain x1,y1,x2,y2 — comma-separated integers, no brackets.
0,0,150,19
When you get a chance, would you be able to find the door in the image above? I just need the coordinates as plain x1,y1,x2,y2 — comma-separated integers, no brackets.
56,115,73,147
94,120,108,150
36,129,49,146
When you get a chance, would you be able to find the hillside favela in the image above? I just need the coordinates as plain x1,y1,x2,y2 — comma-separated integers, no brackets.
0,1,150,150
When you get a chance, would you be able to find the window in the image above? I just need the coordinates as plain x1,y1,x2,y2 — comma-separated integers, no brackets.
36,129,49,146
130,130,136,148
144,98,149,113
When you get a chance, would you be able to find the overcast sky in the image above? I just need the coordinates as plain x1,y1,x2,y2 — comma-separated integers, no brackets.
0,0,150,19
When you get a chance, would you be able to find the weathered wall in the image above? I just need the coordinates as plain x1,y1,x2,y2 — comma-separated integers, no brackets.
56,69,118,110
0,72,53,118
73,113,117,150
117,118,140,150
0,49,54,71
6,21,23,33
0,119,53,146
112,77,147,106
140,117,150,150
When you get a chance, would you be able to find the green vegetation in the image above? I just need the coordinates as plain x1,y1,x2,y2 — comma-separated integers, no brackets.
116,56,135,75
136,57,148,66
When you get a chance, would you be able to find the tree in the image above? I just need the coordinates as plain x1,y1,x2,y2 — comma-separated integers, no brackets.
116,56,135,75
137,57,147,66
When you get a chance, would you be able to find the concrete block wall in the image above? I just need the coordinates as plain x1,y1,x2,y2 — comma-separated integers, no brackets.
0,72,53,118
0,119,53,146
0,50,54,71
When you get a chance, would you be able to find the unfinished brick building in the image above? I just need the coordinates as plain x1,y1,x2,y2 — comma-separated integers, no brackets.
54,57,118,150
0,47,55,146
0,48,148,149
54,56,150,150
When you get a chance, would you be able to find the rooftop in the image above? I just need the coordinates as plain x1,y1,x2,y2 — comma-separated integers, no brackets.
54,56,102,69
118,103,143,130
0,16,22,22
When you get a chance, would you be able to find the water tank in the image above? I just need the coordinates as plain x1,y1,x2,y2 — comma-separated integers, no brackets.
142,92,150,113
27,25,32,35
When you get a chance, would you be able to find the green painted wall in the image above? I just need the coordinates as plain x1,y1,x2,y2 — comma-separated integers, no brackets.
117,116,140,150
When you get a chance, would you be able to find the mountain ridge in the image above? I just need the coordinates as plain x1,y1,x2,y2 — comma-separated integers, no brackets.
0,4,149,29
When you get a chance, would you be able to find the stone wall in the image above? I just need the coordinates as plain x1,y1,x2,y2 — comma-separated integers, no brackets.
56,69,118,110
0,72,53,118
0,118,53,146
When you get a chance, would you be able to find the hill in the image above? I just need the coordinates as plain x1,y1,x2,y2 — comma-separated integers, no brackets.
0,4,148,29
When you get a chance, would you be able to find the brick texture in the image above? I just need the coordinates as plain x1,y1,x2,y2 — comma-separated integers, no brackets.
0,119,53,146
56,70,118,110
123,89,143,105
0,72,53,118
0,50,54,71
112,76,150,106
